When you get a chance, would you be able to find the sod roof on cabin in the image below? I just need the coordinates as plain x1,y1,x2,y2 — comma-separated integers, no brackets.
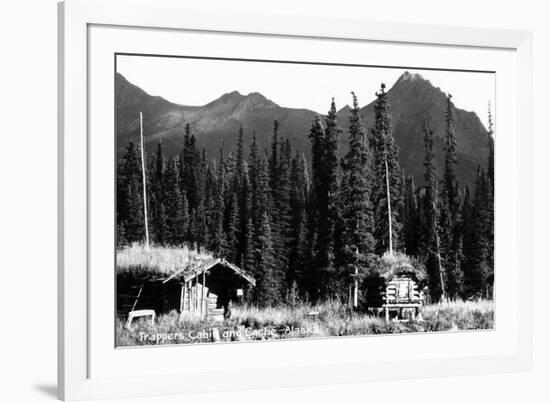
373,252,427,281
116,244,255,285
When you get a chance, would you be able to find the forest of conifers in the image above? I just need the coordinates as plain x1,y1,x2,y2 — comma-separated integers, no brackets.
116,84,494,306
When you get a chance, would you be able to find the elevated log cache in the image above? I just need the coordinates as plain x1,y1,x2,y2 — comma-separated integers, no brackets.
365,253,426,321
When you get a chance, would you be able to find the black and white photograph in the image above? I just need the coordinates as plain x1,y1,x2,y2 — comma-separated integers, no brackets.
115,54,495,347
6,0,549,400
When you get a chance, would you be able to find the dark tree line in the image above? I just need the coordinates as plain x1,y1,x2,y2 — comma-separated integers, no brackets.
117,85,494,306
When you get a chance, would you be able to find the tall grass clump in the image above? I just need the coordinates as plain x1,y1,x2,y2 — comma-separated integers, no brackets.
421,299,494,331
116,243,213,275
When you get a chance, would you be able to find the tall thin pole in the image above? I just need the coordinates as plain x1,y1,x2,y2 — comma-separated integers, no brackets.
433,200,446,301
353,266,358,308
384,158,393,256
139,112,150,247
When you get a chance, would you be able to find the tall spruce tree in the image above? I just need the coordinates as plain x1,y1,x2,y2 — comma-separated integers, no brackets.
422,121,446,301
274,138,293,285
151,142,168,244
288,151,309,289
486,105,495,294
180,124,201,211
307,100,341,300
306,117,325,299
402,175,419,256
117,141,145,243
439,94,464,299
209,147,227,255
322,99,341,297
248,132,265,229
233,127,250,262
179,191,190,244
223,192,240,263
487,104,495,191
268,120,280,195
162,158,183,244
462,167,490,298
339,92,375,275
253,212,280,306
249,154,282,305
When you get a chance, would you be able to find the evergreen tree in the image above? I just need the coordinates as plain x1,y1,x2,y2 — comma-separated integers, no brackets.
441,95,460,218
306,117,325,298
307,100,341,300
402,175,419,256
268,120,280,195
238,169,251,266
321,99,341,297
288,151,309,289
487,104,495,191
223,192,240,263
339,92,375,276
179,191,190,243
274,138,293,284
439,94,464,299
194,200,209,248
180,124,201,210
244,216,256,273
233,127,250,263
117,141,145,243
462,167,490,298
209,148,227,255
370,83,402,255
253,212,280,306
422,121,446,301
445,219,465,300
248,153,280,304
486,105,495,293
162,158,183,244
248,131,270,238
150,142,168,243
235,127,245,184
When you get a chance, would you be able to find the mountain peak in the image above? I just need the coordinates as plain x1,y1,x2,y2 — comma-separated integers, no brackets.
207,91,278,110
397,71,424,83
220,90,245,101
236,92,277,111
249,91,276,103
337,104,352,115
389,70,443,102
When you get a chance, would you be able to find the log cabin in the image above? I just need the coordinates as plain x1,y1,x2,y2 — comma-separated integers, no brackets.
365,253,426,321
116,245,255,322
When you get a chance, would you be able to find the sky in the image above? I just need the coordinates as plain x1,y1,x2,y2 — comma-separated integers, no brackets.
117,55,495,129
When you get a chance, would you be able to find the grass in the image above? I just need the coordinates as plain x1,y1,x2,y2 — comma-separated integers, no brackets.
116,243,213,276
421,299,494,331
376,251,427,281
116,299,494,347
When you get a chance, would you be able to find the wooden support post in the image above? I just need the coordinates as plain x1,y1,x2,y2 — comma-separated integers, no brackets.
179,283,185,313
195,276,199,314
190,281,194,314
188,281,192,313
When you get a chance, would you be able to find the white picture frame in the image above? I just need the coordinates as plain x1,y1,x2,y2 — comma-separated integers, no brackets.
58,0,533,400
